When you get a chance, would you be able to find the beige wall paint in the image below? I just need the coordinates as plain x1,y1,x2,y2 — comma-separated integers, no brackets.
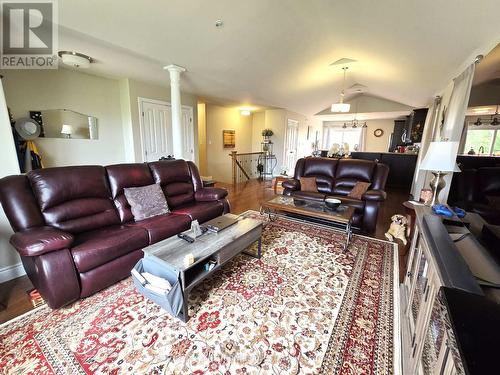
205,104,253,183
2,68,126,168
124,78,199,164
0,79,22,281
251,111,266,152
197,102,207,175
364,119,395,152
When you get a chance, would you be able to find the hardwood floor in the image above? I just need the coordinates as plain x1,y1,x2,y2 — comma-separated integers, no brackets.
0,179,410,324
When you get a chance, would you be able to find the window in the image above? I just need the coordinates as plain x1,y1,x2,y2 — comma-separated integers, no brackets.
323,124,362,152
463,127,500,155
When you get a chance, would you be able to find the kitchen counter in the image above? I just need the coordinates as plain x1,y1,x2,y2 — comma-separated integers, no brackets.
350,152,417,189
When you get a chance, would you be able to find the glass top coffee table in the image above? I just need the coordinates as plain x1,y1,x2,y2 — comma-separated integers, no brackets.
261,195,354,250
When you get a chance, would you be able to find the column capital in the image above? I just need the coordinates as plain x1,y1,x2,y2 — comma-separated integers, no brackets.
163,64,186,74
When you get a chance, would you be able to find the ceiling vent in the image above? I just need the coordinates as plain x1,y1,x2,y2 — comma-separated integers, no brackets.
330,58,357,66
347,83,368,93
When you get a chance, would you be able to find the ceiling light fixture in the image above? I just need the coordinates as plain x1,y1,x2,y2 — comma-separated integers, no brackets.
240,110,251,116
473,118,482,126
215,20,224,28
58,51,93,68
331,67,351,113
491,105,499,126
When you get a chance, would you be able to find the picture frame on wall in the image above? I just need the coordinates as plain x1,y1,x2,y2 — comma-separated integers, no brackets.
223,129,235,148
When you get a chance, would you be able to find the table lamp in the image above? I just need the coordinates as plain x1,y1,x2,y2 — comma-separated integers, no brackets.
61,124,73,139
419,141,460,206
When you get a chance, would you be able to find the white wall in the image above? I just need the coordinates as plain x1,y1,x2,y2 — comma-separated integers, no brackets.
205,104,253,183
2,68,126,167
0,79,23,282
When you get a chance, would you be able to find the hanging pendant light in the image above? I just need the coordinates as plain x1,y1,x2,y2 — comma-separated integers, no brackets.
331,67,351,113
362,122,368,128
473,118,482,126
491,105,499,126
342,123,347,129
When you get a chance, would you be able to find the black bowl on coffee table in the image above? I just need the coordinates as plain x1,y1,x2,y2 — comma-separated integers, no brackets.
324,197,341,210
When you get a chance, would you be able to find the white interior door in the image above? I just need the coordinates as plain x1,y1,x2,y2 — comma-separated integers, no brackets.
181,106,194,161
284,119,299,173
140,100,172,162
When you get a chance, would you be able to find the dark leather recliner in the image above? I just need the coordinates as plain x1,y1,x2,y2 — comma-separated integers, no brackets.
0,159,229,309
282,157,389,233
448,167,500,225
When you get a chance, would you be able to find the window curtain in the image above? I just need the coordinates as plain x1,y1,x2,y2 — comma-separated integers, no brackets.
440,63,475,142
359,126,367,151
410,63,475,201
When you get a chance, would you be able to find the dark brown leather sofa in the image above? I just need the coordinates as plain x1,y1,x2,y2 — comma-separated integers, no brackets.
0,159,229,309
282,157,389,233
448,167,500,225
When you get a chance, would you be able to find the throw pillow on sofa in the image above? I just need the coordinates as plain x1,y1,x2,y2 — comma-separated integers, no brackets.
300,177,318,192
124,183,170,221
348,181,371,199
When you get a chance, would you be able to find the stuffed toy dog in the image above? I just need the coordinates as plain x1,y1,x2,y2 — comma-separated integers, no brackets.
385,214,409,245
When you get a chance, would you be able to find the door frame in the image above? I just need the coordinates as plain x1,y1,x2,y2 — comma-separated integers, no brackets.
284,118,299,173
137,97,194,162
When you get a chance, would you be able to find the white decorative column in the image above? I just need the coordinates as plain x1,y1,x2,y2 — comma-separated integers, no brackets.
164,64,186,158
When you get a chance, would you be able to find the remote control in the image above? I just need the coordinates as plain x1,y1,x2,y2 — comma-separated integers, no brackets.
177,233,195,243
432,204,454,218
452,206,466,218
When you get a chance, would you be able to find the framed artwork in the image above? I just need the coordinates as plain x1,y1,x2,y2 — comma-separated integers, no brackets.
223,129,235,148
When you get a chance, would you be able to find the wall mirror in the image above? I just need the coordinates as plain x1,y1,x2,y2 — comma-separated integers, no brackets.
29,109,98,140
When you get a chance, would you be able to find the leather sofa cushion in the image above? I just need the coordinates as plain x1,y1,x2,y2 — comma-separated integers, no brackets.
149,160,195,209
10,226,74,257
172,201,224,224
71,225,149,273
335,159,375,182
106,163,155,222
303,158,338,178
125,213,191,244
194,188,228,201
28,166,119,233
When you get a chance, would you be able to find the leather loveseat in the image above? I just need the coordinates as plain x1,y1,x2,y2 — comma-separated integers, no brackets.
0,159,229,309
448,167,500,225
282,157,389,233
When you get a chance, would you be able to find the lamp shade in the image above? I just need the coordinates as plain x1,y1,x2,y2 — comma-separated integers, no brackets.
420,141,460,172
61,124,73,135
331,102,350,113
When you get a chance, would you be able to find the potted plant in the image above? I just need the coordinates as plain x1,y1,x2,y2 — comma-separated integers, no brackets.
262,129,274,143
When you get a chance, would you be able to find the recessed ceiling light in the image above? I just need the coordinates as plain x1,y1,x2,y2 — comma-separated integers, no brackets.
215,20,224,28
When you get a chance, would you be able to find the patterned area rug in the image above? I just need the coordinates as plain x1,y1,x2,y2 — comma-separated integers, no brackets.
0,211,399,374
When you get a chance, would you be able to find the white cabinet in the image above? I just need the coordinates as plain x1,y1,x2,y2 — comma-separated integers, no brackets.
400,212,467,375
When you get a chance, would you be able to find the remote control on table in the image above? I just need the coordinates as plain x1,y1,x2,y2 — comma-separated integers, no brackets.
177,233,195,243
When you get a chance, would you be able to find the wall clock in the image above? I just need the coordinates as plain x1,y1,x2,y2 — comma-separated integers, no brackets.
374,128,384,137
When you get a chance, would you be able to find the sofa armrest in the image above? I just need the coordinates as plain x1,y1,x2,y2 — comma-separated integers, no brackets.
282,179,300,191
194,187,228,202
362,189,387,202
10,227,74,257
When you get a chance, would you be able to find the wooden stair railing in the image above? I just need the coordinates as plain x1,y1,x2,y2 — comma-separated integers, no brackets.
229,151,264,185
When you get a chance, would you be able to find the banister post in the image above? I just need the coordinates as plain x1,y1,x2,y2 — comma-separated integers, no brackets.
231,151,237,185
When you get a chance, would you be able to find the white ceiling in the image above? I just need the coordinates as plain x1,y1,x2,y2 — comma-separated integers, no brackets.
58,0,500,116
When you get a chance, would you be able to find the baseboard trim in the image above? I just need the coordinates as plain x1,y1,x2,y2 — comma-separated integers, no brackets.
0,262,26,283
